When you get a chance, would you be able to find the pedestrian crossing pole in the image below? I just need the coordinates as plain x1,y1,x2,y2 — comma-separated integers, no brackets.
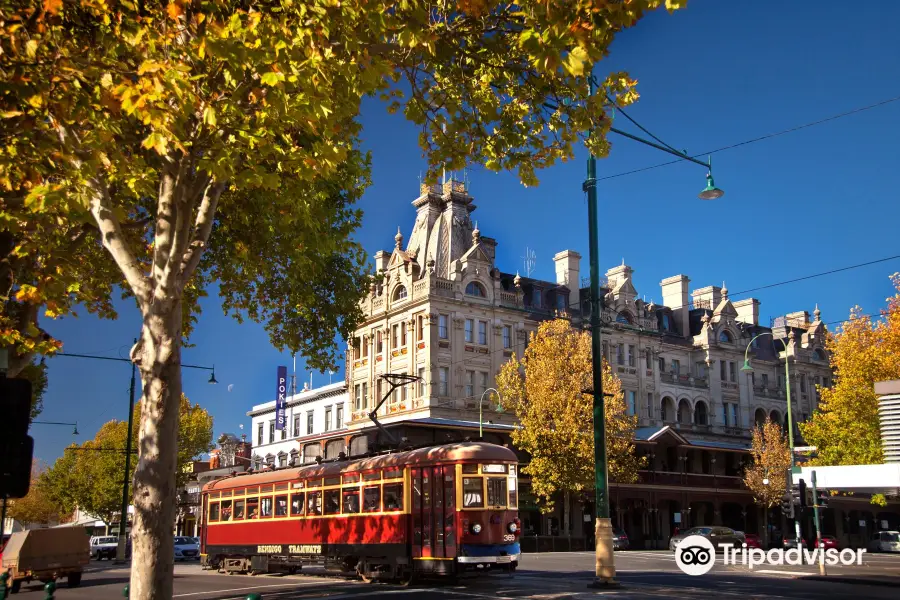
811,470,826,576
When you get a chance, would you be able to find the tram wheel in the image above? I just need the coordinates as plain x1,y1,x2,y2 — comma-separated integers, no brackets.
396,570,415,587
356,565,374,584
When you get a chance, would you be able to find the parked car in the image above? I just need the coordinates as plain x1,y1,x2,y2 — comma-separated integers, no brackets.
743,533,763,549
867,531,900,553
817,535,839,550
174,536,200,560
90,536,119,560
669,526,743,552
612,527,630,551
782,536,808,550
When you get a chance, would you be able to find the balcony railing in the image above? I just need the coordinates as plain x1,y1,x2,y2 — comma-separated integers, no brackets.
638,470,745,490
178,492,200,506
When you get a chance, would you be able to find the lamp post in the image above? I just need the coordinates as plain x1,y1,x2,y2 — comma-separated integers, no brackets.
740,332,801,548
478,388,503,438
52,343,217,562
584,74,723,586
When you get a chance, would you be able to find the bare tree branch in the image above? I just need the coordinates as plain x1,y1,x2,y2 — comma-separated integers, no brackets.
180,181,225,283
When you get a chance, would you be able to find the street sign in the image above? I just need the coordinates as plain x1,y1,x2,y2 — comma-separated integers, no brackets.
793,446,818,453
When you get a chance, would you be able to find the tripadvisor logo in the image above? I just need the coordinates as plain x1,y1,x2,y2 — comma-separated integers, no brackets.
674,535,867,576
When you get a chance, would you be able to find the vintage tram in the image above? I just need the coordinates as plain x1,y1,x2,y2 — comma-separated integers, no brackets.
199,442,521,581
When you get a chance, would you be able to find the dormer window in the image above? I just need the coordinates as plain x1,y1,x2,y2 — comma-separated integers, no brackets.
393,285,408,300
719,330,733,343
616,312,633,325
465,282,486,297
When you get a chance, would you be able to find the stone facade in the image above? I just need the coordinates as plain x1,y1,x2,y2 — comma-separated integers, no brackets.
340,177,886,549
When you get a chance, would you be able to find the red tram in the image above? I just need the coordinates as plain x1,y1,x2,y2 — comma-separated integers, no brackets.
199,442,521,581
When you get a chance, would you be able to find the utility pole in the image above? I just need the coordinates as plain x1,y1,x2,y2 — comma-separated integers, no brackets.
115,339,137,563
811,470,826,575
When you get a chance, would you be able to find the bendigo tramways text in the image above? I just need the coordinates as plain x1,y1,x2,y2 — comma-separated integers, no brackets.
199,442,522,581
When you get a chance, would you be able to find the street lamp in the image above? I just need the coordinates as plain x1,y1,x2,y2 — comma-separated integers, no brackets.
478,388,504,438
584,75,724,587
740,331,801,548
32,421,79,436
52,343,216,562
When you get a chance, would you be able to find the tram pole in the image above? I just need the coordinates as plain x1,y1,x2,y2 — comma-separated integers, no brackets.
585,74,617,588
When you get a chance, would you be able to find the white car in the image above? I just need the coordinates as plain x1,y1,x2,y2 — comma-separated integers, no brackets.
174,536,200,560
867,531,900,553
90,536,120,560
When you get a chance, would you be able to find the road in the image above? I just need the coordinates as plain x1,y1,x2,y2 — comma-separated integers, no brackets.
23,551,900,599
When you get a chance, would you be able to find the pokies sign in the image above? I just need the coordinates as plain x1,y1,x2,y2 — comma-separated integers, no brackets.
275,365,288,431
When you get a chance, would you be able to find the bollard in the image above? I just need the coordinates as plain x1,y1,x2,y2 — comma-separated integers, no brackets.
44,581,56,600
0,571,8,600
123,583,130,597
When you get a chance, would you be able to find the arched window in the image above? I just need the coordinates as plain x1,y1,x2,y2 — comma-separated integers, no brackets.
678,399,692,424
302,443,322,464
616,312,633,325
393,285,408,301
661,397,675,422
813,348,826,361
325,439,345,460
349,435,368,457
769,410,781,425
719,330,733,343
465,281,486,297
694,401,708,426
754,408,767,428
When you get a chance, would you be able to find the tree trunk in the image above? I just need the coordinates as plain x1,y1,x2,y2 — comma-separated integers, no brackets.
129,303,183,600
564,491,570,538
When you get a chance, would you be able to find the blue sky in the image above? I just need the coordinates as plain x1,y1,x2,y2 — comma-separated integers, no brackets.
33,1,900,463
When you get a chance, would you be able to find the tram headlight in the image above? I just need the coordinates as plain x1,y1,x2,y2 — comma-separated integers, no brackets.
507,522,518,534
470,523,482,535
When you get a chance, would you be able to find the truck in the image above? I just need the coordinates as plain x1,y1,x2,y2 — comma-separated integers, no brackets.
1,527,90,593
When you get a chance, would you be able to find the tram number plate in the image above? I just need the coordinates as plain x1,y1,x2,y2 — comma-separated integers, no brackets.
502,534,515,542
496,556,512,564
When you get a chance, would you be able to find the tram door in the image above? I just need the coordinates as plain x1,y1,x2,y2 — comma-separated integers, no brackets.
411,465,456,560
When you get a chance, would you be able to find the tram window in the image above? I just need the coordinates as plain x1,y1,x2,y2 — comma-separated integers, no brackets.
210,491,221,499
486,478,507,508
363,471,381,482
245,486,259,495
383,483,403,511
275,483,289,491
324,476,341,487
261,484,274,492
306,479,322,488
343,473,360,484
384,468,402,480
233,488,245,497
275,495,289,517
422,471,432,509
220,499,233,521
260,497,273,518
324,490,341,515
463,478,484,508
462,464,478,474
444,470,455,510
221,490,233,497
363,486,381,512
209,502,220,522
233,499,245,520
290,493,304,516
246,498,260,519
343,490,361,514
307,491,322,516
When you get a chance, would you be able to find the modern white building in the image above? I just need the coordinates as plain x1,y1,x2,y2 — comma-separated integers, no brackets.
247,381,349,468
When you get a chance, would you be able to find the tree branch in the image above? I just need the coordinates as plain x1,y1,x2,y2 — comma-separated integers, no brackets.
180,181,225,283
87,179,151,309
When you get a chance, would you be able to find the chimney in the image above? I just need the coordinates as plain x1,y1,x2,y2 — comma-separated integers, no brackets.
373,250,390,274
553,250,582,309
734,298,760,326
660,275,690,338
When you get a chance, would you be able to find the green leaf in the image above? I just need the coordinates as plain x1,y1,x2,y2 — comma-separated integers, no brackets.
260,72,284,86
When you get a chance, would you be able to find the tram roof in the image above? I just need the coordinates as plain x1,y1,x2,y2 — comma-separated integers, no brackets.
202,442,518,493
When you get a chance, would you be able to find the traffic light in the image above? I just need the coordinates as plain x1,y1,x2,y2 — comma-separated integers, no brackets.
781,492,794,518
0,377,35,499
792,478,808,509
